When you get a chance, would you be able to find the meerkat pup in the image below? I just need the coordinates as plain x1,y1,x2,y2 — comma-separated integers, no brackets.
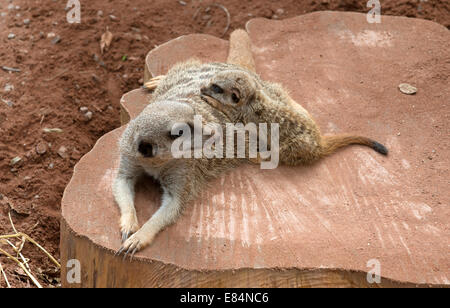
199,69,388,165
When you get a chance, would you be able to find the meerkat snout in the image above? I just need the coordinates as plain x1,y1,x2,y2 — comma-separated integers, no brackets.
120,100,197,164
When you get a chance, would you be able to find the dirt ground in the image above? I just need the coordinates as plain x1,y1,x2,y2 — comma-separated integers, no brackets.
0,0,448,288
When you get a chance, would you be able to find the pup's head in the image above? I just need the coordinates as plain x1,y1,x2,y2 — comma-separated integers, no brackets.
200,70,256,120
120,100,195,166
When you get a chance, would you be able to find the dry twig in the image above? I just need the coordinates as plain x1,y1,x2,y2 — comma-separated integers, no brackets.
0,262,11,288
209,3,231,37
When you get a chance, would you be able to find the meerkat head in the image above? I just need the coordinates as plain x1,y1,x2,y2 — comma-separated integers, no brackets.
120,100,196,166
200,70,257,119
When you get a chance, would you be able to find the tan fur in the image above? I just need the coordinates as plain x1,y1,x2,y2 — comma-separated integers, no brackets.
200,70,388,165
227,29,256,72
113,30,256,255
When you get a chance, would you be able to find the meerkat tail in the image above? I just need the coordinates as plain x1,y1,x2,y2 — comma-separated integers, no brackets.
320,135,388,157
227,29,256,72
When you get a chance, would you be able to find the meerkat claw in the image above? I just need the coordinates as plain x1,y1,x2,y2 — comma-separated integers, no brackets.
143,75,165,91
121,231,131,243
130,247,139,260
115,246,126,257
123,244,137,261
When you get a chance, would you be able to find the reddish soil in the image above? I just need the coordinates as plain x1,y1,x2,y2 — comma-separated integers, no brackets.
0,0,448,288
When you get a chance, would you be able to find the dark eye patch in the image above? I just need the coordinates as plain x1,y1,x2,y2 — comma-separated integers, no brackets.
211,84,224,94
138,141,154,157
231,93,239,103
169,129,183,140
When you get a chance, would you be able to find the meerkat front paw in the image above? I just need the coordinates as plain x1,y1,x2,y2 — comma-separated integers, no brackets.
120,212,139,242
143,75,165,91
116,228,155,259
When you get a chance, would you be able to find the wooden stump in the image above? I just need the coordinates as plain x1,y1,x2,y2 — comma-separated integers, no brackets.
61,12,449,288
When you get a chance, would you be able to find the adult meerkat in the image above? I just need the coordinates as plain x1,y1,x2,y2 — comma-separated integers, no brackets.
114,30,255,256
199,69,388,165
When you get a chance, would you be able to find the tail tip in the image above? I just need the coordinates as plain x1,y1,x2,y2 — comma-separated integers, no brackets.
372,141,388,155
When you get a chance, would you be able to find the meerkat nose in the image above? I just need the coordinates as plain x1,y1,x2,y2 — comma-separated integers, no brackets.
138,141,154,158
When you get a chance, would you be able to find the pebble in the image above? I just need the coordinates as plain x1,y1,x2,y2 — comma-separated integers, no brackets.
36,142,47,155
8,33,15,39
10,156,21,166
47,32,56,38
97,10,104,17
48,162,54,169
57,146,68,159
179,1,187,5
51,36,61,44
399,83,417,95
79,106,89,113
276,8,285,15
4,84,14,92
83,111,93,121
109,15,118,21
23,19,30,25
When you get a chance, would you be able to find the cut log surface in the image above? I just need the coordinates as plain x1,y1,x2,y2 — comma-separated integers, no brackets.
61,12,449,287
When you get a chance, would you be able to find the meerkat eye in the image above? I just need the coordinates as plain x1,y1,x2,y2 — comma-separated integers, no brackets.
231,93,240,103
211,84,224,94
138,141,154,158
169,129,183,140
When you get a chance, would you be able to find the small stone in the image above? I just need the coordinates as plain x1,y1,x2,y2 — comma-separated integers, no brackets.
24,176,32,181
57,146,68,159
397,132,401,136
8,33,15,39
79,106,89,113
179,1,187,5
109,15,117,21
51,36,61,44
10,156,22,166
4,84,14,92
7,4,14,10
48,162,54,169
83,111,93,121
36,142,47,155
399,83,417,95
23,19,30,25
97,10,104,17
276,8,285,15
47,32,56,38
